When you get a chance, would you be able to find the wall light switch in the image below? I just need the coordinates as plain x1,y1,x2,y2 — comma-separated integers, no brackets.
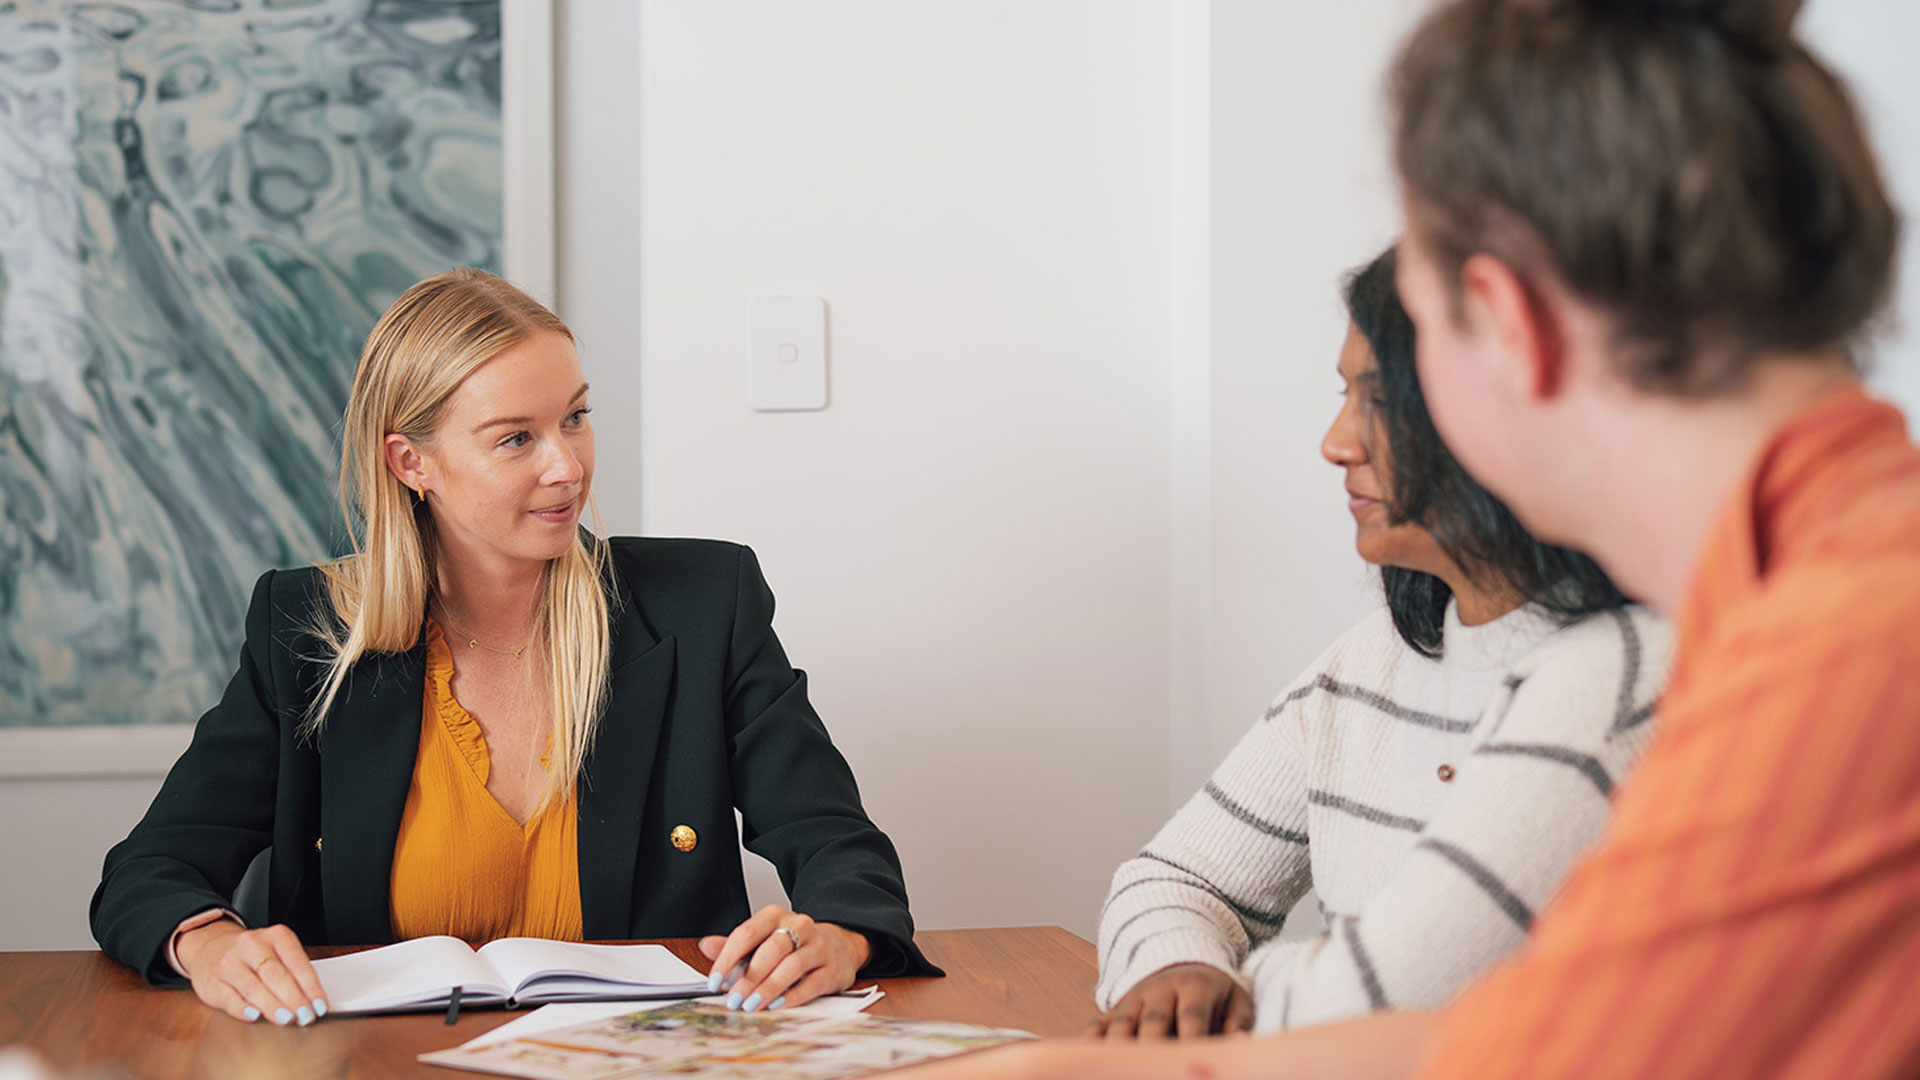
748,295,827,411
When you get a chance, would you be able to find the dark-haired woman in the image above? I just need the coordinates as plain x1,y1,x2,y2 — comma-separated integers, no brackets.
1090,247,1670,1040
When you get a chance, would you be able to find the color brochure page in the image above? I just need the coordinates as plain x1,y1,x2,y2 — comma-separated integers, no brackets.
419,997,1035,1080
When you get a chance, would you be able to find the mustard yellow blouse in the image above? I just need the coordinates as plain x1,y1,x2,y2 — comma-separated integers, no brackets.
389,620,583,943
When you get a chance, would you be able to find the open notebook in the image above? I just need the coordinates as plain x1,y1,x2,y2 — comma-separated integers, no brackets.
311,937,711,1015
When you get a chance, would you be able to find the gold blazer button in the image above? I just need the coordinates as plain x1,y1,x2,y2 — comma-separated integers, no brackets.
314,837,323,853
670,825,698,852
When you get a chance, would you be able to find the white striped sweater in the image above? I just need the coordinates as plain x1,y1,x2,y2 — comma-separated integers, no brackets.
1097,602,1671,1032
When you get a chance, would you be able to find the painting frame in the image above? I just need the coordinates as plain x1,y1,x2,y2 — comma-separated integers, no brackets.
0,0,558,780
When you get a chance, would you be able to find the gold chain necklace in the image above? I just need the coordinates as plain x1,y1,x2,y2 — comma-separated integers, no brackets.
434,611,535,661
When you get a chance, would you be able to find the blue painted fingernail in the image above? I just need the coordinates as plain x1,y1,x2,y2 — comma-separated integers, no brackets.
296,1006,314,1026
743,993,763,1012
312,999,327,1018
726,991,743,1011
242,1006,261,1022
273,1008,293,1026
769,996,786,1011
706,972,722,994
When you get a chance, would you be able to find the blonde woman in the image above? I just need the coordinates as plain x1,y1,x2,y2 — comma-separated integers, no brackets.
91,269,937,1027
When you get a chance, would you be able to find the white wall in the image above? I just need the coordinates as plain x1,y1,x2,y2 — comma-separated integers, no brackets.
9,0,1920,952
612,0,1176,937
0,729,198,952
1804,1,1920,413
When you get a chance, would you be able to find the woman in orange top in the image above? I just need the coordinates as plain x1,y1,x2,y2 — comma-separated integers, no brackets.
93,269,938,1028
905,0,1920,1077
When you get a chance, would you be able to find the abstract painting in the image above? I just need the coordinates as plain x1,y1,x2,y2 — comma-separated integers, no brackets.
0,0,506,726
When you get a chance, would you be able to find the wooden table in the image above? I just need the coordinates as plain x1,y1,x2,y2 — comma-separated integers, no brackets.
0,927,1094,1079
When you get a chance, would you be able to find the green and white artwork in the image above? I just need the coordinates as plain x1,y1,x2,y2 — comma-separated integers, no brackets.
0,0,504,725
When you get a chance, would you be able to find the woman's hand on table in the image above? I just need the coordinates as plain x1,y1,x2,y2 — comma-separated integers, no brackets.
699,904,871,1011
176,921,328,1026
1090,962,1254,1040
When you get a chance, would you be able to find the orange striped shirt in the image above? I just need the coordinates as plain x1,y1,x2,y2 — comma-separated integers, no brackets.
1413,384,1920,1079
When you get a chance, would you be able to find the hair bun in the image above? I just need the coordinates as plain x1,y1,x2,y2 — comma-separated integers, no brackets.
1548,0,1802,54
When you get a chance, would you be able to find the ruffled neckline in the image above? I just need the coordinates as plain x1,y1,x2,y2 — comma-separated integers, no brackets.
423,619,493,784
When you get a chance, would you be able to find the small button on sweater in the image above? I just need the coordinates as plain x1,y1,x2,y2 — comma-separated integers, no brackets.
1097,602,1671,1032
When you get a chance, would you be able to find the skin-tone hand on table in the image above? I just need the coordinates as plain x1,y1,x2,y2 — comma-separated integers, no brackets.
175,922,328,1027
1089,963,1254,1041
698,903,872,1011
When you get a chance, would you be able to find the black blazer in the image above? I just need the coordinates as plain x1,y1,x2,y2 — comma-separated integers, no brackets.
91,538,939,984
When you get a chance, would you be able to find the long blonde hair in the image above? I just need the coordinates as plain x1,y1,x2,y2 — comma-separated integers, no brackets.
307,268,612,810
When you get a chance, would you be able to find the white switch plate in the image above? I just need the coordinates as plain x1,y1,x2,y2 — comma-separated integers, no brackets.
747,295,827,411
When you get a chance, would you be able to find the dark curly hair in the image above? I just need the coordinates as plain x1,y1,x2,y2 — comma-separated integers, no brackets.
1344,246,1628,656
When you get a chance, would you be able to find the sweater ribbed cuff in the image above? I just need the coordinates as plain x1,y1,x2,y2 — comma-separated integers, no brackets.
1098,926,1245,1010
